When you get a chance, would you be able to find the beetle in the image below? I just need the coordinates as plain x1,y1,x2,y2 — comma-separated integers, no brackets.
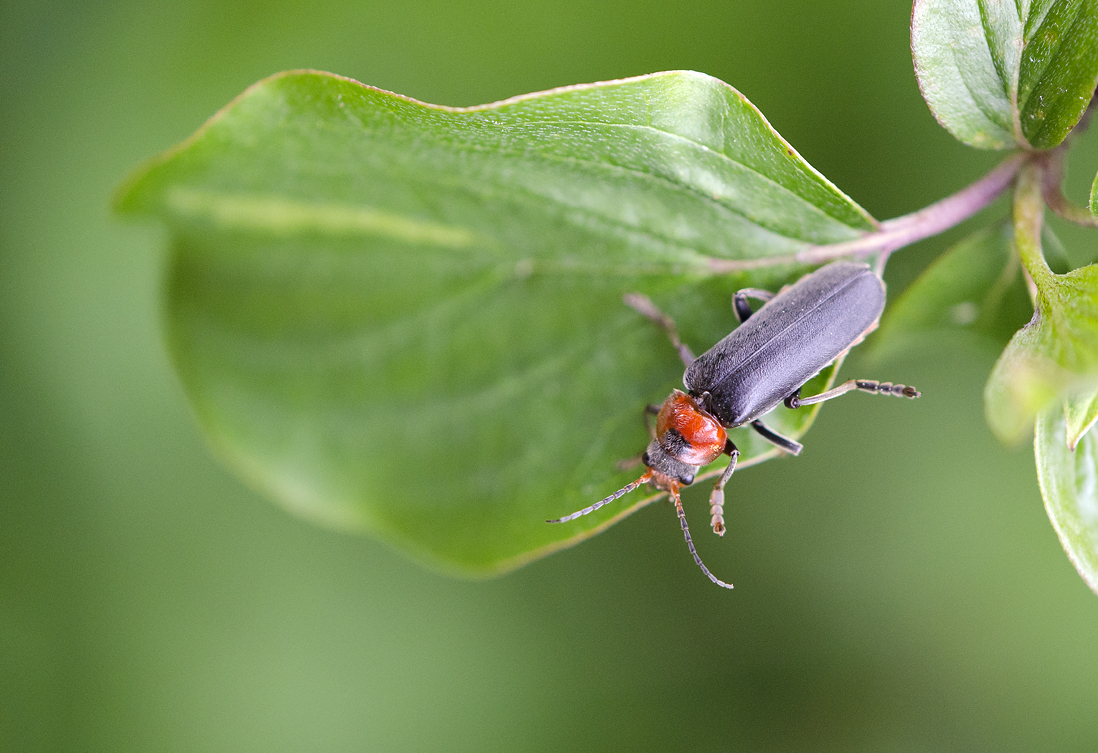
547,261,919,589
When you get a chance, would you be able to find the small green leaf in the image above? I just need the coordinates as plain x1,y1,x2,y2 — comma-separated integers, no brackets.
985,263,1098,443
1035,406,1098,595
1090,169,1098,215
1065,388,1098,449
874,221,1032,357
912,0,1098,150
117,71,873,574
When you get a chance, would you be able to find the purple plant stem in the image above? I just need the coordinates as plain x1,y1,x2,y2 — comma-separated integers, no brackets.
1040,149,1098,228
707,153,1027,273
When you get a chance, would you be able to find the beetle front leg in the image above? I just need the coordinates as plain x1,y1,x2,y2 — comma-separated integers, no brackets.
733,288,775,323
785,379,921,408
643,403,661,438
623,293,695,367
708,440,739,536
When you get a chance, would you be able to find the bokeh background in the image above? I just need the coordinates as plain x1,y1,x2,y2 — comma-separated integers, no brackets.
4,1,1098,751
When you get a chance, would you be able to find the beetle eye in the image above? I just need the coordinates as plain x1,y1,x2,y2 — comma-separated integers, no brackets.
679,472,695,485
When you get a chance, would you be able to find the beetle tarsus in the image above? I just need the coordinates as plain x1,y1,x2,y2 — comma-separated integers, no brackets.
707,441,740,536
854,380,921,399
790,378,922,407
709,486,726,536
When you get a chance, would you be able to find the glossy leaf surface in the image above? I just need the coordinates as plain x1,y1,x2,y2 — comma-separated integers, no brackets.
116,70,872,574
1036,406,1098,594
912,0,1098,150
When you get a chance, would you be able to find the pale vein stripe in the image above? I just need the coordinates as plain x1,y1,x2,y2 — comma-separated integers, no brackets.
167,187,478,247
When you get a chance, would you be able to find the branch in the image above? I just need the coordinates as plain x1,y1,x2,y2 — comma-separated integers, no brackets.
706,153,1027,273
1040,149,1098,228
1014,160,1053,287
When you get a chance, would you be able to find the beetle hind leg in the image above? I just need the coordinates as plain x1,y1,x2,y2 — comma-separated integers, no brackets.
785,379,921,408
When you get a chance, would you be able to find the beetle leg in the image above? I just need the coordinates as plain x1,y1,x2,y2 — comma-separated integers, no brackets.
708,440,739,536
643,403,660,438
613,405,662,471
786,379,921,408
623,293,695,366
733,288,776,323
749,420,804,456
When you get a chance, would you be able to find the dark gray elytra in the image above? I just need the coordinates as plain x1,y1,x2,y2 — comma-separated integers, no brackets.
684,261,884,427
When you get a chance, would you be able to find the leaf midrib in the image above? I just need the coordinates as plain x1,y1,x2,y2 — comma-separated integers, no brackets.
454,118,872,228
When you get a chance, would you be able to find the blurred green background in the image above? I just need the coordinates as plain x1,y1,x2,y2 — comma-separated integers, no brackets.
3,1,1098,751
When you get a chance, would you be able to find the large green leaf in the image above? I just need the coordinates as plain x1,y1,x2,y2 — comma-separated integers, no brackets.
1035,406,1098,595
912,0,1098,150
116,70,876,574
873,221,1033,357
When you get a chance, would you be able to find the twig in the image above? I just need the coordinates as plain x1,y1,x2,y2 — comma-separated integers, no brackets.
1040,149,1098,228
706,153,1028,273
1014,160,1053,287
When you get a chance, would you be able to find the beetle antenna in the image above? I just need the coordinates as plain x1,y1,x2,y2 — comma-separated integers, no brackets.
547,471,654,524
672,489,734,589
